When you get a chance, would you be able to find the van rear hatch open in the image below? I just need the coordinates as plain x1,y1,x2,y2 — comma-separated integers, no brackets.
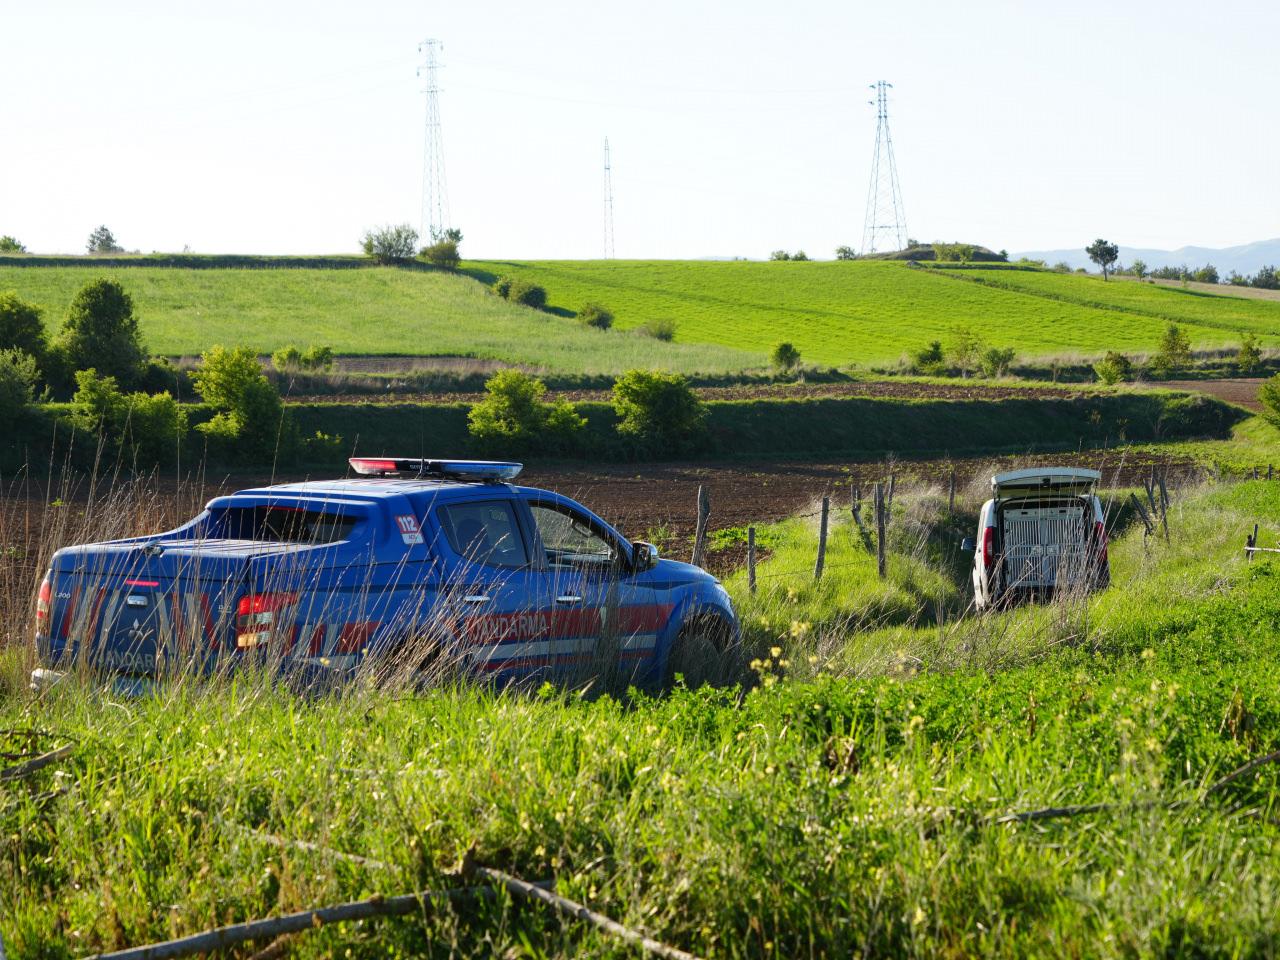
992,467,1100,499
992,468,1100,592
42,495,377,673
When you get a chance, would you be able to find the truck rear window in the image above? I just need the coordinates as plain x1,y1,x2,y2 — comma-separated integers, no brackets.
211,506,359,543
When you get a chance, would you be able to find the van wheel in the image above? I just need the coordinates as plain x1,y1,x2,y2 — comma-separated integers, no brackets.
665,615,731,688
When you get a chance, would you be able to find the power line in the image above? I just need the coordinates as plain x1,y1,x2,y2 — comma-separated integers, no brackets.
417,39,449,243
860,80,907,255
603,137,616,259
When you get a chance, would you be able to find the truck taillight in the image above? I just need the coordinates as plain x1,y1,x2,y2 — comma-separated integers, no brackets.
235,593,297,649
35,577,51,631
982,527,996,572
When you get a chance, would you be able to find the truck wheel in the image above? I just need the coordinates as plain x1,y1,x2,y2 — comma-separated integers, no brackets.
665,614,731,688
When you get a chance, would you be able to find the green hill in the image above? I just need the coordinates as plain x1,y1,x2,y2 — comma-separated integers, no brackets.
2,258,1277,375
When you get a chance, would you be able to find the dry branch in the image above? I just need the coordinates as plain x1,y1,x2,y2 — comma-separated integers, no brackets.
1206,749,1280,796
0,743,72,783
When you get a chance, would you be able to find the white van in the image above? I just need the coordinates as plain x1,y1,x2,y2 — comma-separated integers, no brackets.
963,467,1109,610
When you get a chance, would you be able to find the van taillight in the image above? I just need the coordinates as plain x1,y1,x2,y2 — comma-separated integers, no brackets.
982,527,996,572
1094,520,1108,565
35,577,51,631
235,593,297,649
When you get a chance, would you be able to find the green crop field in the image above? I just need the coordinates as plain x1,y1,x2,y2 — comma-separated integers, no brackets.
0,264,756,376
3,479,1280,957
468,259,1280,366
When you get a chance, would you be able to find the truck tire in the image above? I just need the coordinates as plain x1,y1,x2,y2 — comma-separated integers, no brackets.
665,614,731,688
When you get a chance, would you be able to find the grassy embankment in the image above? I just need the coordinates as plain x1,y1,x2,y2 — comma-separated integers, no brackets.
2,479,1279,957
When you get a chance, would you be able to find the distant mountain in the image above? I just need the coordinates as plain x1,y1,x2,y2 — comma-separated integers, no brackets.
1014,238,1280,277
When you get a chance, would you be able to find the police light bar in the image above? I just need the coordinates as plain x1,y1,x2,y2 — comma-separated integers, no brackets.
348,458,523,482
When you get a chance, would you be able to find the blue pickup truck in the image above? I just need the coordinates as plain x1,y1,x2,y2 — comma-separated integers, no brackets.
33,458,739,691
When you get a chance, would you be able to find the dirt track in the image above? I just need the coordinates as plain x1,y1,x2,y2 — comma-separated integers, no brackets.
1158,378,1265,412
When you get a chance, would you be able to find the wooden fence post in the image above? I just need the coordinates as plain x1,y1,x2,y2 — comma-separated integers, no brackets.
1253,465,1260,480
1269,464,1274,481
814,497,829,581
948,467,956,513
747,526,757,594
887,473,896,511
691,485,710,568
874,482,887,579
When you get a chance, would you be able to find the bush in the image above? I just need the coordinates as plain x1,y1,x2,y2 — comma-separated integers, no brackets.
0,291,47,365
910,340,945,375
0,236,26,253
272,345,303,372
1051,261,1072,273
0,348,38,422
1093,351,1133,386
947,327,985,378
492,276,514,298
1149,323,1193,377
641,318,676,342
791,250,810,262
69,368,186,465
360,224,418,264
1260,375,1280,430
419,239,460,270
53,277,147,387
834,246,857,261
507,280,548,310
769,251,791,261
771,342,801,373
611,369,705,451
301,345,335,371
979,346,1016,378
467,370,584,452
578,302,614,330
191,345,288,458
1238,335,1263,375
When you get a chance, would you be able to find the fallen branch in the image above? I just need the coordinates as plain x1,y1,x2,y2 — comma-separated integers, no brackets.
83,884,498,960
474,865,706,960
1206,749,1280,796
991,801,1116,825
0,743,72,783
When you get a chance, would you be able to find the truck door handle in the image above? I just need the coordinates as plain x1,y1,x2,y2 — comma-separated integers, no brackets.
555,595,583,604
462,595,490,603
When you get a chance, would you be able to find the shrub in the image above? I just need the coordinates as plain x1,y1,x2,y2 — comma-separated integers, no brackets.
360,224,418,264
1149,323,1193,377
933,242,975,262
54,278,147,387
910,340,945,375
272,345,303,372
1237,335,1263,375
0,348,38,422
191,345,288,457
834,246,857,261
467,370,584,451
1093,351,1133,386
771,342,801,373
769,251,791,261
0,291,47,365
979,346,1016,378
86,225,122,254
578,302,614,330
791,250,810,262
301,345,335,371
611,369,705,451
0,236,26,253
492,276,514,298
947,327,985,378
641,318,676,342
507,280,548,310
69,368,186,465
1260,374,1280,430
419,239,460,270
1051,261,1072,273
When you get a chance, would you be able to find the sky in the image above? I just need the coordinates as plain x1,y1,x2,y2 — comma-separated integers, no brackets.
2,0,1277,260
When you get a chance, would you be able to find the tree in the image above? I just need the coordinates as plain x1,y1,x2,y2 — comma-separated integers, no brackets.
1252,265,1279,290
1226,270,1249,286
578,302,614,330
467,370,584,451
947,327,985,378
54,278,147,386
0,291,47,364
1238,335,1263,375
0,348,38,423
70,368,186,465
419,239,460,269
1085,238,1119,279
1191,264,1219,284
771,342,801,373
1261,374,1280,430
1131,258,1148,280
834,246,857,261
0,236,26,253
360,224,418,263
191,345,286,456
791,250,810,262
611,370,705,451
769,250,791,261
979,346,1016,378
86,225,122,254
1093,351,1133,386
1149,323,1192,377
910,340,945,375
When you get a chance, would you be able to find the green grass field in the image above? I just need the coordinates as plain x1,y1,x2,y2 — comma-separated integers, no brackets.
0,264,755,376
3,480,1279,957
4,259,1279,377
468,259,1280,366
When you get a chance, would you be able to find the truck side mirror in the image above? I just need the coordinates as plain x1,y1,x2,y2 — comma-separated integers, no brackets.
632,541,659,572
960,537,976,552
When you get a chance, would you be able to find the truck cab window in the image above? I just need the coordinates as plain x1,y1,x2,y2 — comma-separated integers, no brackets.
528,504,617,571
439,502,529,569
